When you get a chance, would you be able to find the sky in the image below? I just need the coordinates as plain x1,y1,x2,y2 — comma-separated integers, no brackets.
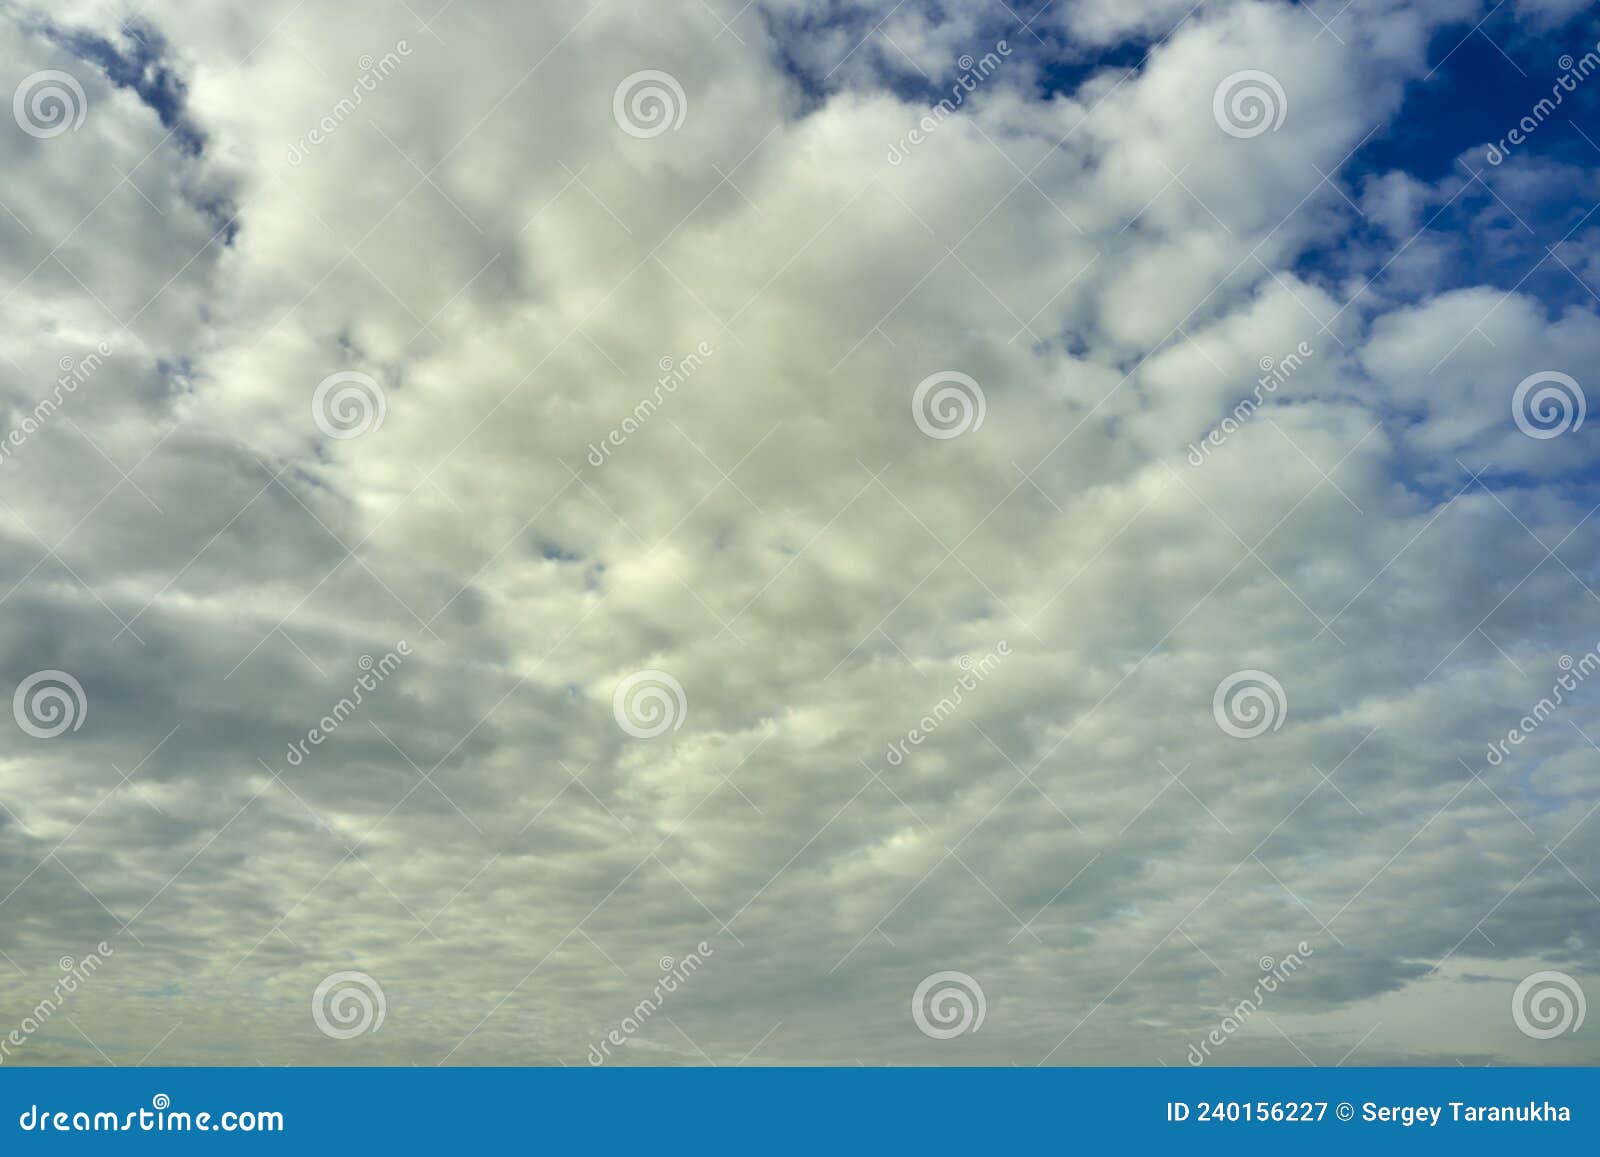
1,0,1598,1066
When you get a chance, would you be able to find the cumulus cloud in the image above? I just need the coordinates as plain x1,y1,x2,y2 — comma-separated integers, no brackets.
0,0,1596,1066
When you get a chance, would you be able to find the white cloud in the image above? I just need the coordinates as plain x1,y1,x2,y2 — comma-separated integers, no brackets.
0,0,1596,1066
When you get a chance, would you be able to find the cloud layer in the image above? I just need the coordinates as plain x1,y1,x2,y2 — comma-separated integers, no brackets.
1,0,1597,1065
